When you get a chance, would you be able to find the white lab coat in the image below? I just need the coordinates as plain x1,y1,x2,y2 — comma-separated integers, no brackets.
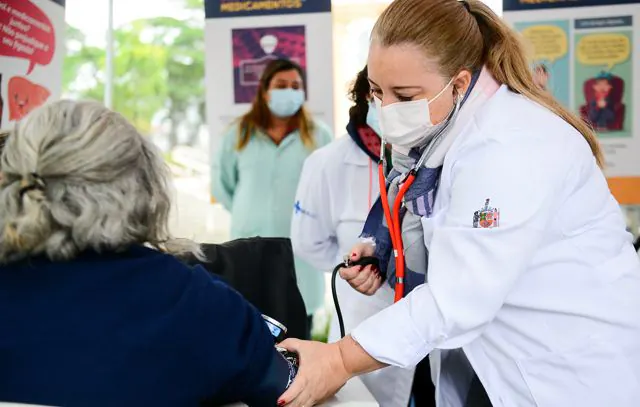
352,86,640,407
291,135,414,406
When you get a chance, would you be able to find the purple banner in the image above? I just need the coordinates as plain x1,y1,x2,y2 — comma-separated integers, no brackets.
232,25,307,104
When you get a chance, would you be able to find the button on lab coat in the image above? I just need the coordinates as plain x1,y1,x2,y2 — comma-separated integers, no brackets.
352,86,640,406
212,122,332,315
291,135,414,406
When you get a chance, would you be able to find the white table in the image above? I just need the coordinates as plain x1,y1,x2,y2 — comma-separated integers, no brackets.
225,376,378,407
322,377,378,406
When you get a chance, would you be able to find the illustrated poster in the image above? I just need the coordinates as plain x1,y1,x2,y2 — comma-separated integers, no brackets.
232,25,307,104
0,0,64,129
504,1,640,203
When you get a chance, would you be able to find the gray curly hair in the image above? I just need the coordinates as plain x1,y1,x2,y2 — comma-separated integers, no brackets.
0,100,201,263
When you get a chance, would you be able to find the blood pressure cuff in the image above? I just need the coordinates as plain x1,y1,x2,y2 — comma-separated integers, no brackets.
243,349,297,405
200,347,296,407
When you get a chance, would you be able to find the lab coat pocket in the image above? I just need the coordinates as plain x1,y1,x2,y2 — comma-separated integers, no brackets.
516,337,638,407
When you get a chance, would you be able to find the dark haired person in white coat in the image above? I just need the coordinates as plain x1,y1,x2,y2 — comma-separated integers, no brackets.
291,67,416,406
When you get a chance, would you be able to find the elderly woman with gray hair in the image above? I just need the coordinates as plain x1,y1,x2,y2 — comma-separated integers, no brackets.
0,101,295,407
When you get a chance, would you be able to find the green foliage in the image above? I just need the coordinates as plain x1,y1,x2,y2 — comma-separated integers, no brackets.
312,321,330,343
62,25,103,95
183,0,204,9
62,0,205,143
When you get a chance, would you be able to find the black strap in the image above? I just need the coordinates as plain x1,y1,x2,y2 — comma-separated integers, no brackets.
18,173,45,199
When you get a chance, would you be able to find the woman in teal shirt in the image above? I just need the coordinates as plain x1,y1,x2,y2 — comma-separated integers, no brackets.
213,59,333,336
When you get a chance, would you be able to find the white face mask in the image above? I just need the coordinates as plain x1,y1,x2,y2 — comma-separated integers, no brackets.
376,78,455,149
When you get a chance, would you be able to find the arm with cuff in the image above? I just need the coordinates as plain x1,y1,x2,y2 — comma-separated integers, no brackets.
195,266,297,406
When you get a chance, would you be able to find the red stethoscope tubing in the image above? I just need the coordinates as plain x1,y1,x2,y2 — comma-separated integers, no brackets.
374,94,461,302
378,161,417,303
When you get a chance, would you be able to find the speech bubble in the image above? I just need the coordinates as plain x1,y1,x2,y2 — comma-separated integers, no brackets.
0,0,55,75
577,33,630,70
521,25,568,63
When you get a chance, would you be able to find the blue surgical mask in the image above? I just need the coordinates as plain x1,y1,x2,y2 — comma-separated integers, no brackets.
366,101,381,135
268,89,305,118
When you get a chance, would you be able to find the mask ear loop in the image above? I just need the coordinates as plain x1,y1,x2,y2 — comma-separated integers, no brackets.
427,77,457,105
414,90,462,170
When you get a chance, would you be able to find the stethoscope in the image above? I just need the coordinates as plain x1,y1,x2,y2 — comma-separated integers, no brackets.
332,93,463,338
377,94,463,303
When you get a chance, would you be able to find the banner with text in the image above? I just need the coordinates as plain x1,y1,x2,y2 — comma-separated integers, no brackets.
204,0,334,199
206,0,331,18
504,0,640,204
0,0,65,129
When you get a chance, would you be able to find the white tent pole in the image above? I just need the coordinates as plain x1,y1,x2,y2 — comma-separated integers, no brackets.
105,0,114,109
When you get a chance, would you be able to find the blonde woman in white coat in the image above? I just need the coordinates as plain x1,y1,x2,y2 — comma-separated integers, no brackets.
279,1,640,406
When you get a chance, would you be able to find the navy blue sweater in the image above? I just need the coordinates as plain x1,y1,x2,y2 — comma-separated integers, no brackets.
0,246,291,406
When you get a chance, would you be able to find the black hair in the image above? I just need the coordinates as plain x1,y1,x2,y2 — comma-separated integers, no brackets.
261,58,306,89
347,66,371,126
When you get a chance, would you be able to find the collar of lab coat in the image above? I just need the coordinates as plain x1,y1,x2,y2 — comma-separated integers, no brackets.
346,119,381,161
343,135,373,167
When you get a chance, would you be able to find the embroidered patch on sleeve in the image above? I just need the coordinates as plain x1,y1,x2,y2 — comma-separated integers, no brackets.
293,201,316,218
472,198,499,229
